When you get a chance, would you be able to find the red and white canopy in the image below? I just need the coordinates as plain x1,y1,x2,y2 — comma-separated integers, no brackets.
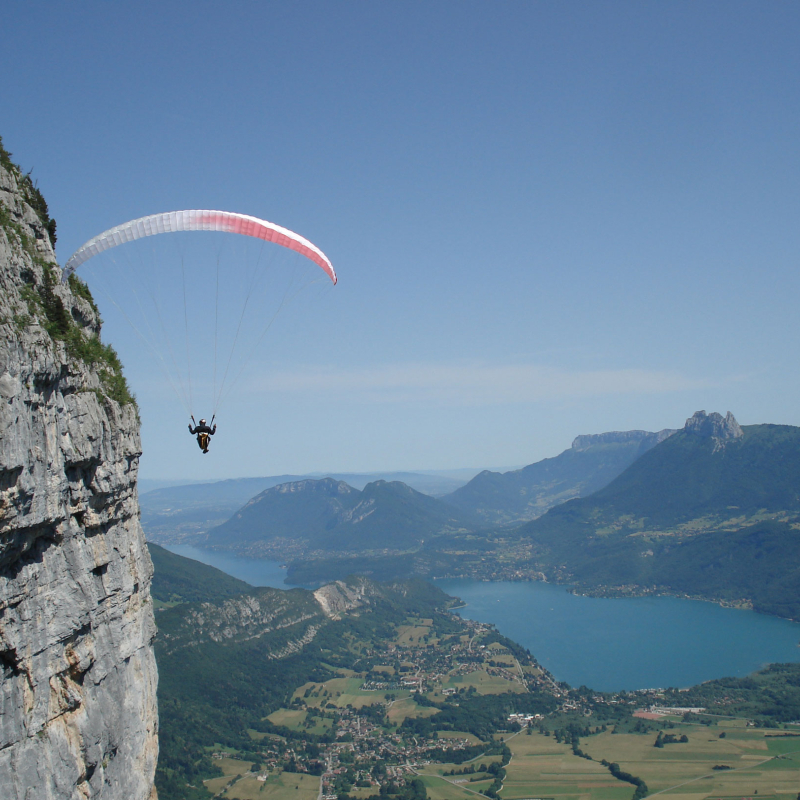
62,209,336,284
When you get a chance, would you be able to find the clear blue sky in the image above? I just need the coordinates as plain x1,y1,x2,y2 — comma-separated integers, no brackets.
3,1,800,480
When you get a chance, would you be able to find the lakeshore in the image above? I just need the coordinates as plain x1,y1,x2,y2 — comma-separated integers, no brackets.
162,544,800,692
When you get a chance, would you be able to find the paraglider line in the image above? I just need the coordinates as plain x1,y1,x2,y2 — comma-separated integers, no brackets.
136,241,193,412
212,237,272,413
180,255,194,414
102,244,193,413
84,268,192,416
122,234,193,413
215,255,318,412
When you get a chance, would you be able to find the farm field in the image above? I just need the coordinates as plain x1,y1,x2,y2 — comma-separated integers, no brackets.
221,771,320,800
417,775,481,800
417,749,505,795
396,621,434,645
503,732,631,800
292,676,401,709
387,696,439,724
203,757,254,796
266,708,332,736
577,725,800,800
420,773,496,798
444,668,526,694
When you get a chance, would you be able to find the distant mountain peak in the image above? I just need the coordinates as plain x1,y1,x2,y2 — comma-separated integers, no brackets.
684,410,743,440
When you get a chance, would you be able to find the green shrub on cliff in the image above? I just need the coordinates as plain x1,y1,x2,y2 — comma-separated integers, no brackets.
0,135,56,246
15,266,136,405
1,138,135,406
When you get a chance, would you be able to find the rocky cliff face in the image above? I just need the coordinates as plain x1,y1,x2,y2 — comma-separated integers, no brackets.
570,428,676,452
314,578,372,618
0,152,157,798
684,410,743,441
157,587,324,655
156,578,376,662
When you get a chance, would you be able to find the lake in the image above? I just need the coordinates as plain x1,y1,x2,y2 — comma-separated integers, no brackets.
437,578,800,692
163,544,291,589
161,545,800,692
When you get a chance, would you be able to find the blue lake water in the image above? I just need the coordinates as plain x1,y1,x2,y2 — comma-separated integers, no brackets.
163,544,290,589
437,578,800,692
160,545,800,692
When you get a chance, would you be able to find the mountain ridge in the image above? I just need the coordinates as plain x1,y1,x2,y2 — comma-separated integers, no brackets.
515,412,800,618
204,477,474,557
443,427,676,525
141,470,475,546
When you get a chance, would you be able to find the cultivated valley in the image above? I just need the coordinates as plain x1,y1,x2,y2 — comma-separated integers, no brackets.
149,544,800,800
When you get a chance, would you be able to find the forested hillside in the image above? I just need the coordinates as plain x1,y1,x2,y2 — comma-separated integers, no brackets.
517,414,800,617
152,546,465,799
205,477,473,557
148,542,252,604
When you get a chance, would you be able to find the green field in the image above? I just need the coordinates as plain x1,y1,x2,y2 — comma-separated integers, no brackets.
577,725,800,800
445,668,526,695
292,676,395,709
266,708,332,735
419,751,504,780
419,764,501,800
489,653,518,667
222,771,320,800
502,733,631,800
204,757,254,796
418,775,482,800
396,624,433,645
387,696,440,724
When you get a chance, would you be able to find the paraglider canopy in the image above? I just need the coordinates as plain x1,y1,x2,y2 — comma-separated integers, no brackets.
62,208,337,430
61,209,336,284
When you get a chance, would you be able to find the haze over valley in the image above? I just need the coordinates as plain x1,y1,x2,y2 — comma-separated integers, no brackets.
144,410,800,620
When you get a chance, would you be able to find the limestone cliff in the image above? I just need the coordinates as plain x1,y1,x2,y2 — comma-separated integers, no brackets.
683,409,743,441
313,578,372,618
570,428,676,452
0,146,157,798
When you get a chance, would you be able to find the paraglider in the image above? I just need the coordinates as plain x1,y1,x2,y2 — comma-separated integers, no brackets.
63,210,336,455
188,416,217,454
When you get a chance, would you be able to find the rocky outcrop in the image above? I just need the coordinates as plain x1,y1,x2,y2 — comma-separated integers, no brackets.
157,587,323,654
156,578,377,664
684,410,743,441
0,153,157,798
313,579,372,618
